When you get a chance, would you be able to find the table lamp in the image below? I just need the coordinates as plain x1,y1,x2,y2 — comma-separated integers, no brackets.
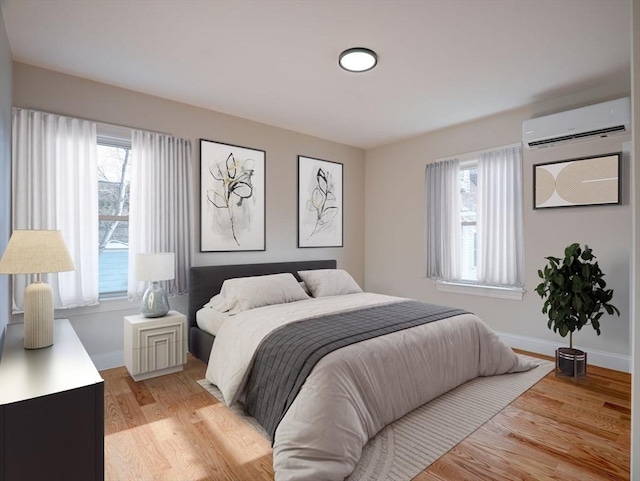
0,230,75,349
135,252,174,318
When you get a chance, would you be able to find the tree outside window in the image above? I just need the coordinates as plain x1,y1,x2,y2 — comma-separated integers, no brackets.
98,144,131,296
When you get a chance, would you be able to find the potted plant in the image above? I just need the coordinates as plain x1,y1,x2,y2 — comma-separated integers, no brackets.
535,243,620,377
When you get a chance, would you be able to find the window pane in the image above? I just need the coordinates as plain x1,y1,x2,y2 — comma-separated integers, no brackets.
460,166,477,281
99,219,129,252
98,144,131,296
461,224,477,280
459,167,477,222
98,145,130,217
99,220,129,295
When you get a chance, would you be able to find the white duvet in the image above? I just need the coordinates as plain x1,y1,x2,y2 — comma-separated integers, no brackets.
205,293,536,481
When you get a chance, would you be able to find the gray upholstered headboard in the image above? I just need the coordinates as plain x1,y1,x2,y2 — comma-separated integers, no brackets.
187,259,337,362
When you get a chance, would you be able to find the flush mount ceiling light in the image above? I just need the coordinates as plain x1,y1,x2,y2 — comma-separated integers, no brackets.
339,47,378,73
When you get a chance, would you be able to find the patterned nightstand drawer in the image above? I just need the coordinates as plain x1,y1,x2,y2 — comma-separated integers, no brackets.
124,311,187,381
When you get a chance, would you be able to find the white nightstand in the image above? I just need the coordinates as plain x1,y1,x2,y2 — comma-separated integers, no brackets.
124,310,187,381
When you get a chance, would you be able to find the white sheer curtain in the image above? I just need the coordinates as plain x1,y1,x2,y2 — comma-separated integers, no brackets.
477,145,524,287
128,130,192,298
11,108,99,308
425,159,461,281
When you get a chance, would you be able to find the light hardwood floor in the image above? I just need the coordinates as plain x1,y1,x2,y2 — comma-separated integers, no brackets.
103,351,630,481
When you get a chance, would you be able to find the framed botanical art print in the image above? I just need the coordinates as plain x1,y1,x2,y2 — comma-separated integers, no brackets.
200,139,265,251
297,155,343,248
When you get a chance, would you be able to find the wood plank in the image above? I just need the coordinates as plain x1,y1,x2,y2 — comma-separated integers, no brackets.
104,391,128,436
531,377,631,409
512,393,627,442
103,353,630,481
125,375,156,406
603,401,632,416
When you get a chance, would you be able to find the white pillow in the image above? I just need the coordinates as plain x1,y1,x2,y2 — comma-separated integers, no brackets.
297,269,363,297
196,306,231,336
220,272,309,314
299,281,311,296
203,294,228,311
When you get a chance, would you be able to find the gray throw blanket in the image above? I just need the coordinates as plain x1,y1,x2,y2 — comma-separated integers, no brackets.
244,300,468,442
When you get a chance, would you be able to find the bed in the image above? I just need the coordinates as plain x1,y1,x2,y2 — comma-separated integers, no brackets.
187,259,336,363
188,260,535,481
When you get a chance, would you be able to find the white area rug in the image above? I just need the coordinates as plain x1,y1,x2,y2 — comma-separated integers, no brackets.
197,355,554,481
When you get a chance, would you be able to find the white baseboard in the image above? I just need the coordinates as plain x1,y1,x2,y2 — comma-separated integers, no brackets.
91,350,124,371
497,331,631,373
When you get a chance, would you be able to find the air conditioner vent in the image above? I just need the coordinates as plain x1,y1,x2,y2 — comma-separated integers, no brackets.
527,125,627,148
523,98,630,149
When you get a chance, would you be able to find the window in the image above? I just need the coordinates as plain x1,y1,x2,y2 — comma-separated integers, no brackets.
12,109,191,310
97,125,132,297
425,144,524,297
459,162,477,281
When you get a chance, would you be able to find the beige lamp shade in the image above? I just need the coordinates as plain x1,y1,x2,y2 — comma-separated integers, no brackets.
0,229,75,349
0,230,75,274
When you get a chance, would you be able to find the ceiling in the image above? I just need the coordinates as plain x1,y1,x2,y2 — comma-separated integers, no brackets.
1,0,631,149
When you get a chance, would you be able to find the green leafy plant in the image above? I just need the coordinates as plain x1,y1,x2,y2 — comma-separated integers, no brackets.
535,243,620,349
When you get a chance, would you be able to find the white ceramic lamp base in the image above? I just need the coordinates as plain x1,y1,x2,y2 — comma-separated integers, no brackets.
23,281,54,349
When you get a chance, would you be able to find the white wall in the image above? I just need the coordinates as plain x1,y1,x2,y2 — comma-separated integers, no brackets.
0,7,12,356
365,81,632,371
12,62,366,369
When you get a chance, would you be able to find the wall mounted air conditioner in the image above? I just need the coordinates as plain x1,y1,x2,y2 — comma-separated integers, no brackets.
522,97,630,149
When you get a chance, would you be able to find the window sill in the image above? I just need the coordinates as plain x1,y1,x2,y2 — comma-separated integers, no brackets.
69,297,137,315
435,281,524,300
11,296,138,323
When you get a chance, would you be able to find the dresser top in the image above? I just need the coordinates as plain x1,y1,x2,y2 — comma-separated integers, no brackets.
0,318,103,405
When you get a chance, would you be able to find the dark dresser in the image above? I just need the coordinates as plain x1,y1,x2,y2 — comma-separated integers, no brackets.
0,318,104,481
